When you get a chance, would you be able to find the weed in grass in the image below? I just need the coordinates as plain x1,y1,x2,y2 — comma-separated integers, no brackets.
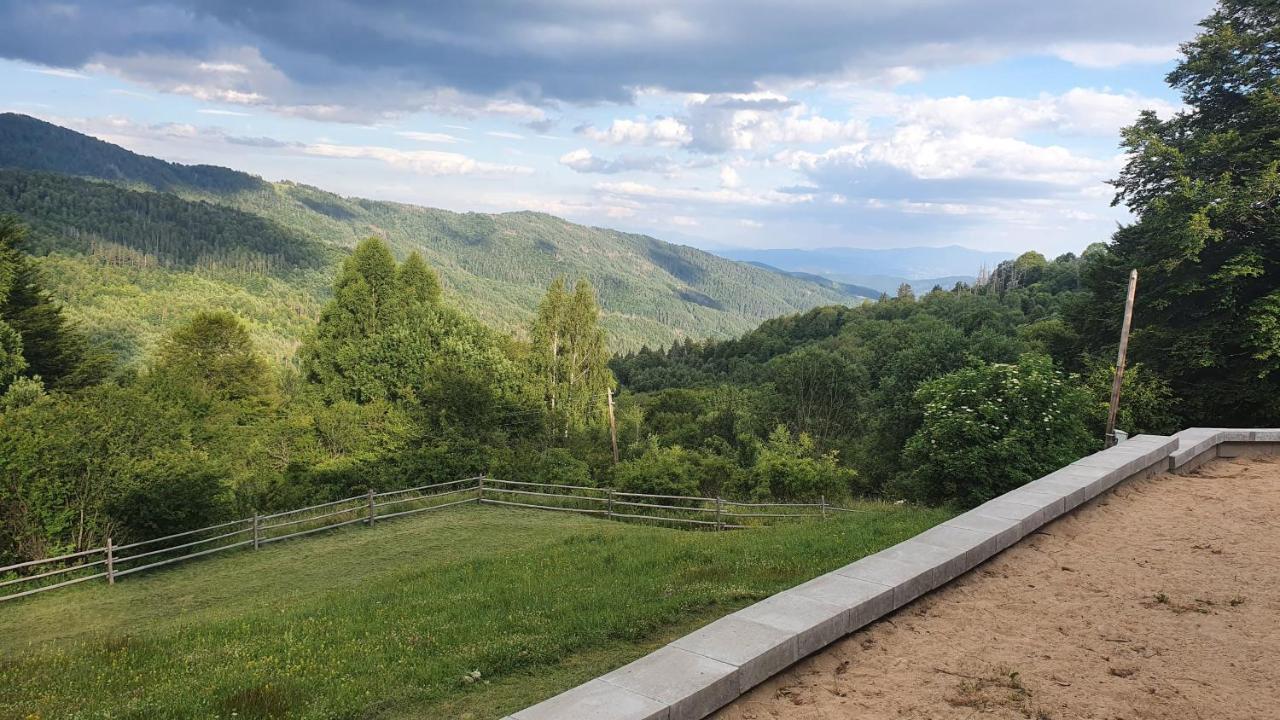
222,682,296,719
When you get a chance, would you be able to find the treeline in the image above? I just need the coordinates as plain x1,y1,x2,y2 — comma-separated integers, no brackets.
609,250,1179,506
0,227,615,566
0,169,334,274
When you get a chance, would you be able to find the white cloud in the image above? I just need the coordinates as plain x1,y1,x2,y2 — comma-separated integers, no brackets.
397,130,465,144
197,62,250,74
558,148,678,174
847,87,1177,139
719,166,742,189
302,143,535,177
594,180,812,207
197,108,253,117
581,117,692,147
26,67,88,80
485,130,525,139
1050,42,1180,68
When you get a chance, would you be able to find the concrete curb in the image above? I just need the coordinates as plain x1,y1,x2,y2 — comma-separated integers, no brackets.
507,428,1277,720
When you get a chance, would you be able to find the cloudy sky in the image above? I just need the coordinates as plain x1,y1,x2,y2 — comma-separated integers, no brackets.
0,1,1214,256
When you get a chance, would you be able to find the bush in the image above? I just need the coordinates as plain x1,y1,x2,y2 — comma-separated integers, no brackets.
612,440,700,498
732,425,854,501
894,353,1094,507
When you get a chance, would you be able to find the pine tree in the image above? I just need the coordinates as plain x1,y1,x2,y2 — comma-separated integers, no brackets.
300,237,400,401
396,251,442,309
0,215,106,389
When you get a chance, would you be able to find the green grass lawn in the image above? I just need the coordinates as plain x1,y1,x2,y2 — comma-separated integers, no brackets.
0,503,950,720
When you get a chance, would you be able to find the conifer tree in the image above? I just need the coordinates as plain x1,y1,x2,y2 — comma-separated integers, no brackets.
0,216,105,389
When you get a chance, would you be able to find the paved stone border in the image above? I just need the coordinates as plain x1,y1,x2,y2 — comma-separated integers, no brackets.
1167,427,1280,474
507,428,1277,720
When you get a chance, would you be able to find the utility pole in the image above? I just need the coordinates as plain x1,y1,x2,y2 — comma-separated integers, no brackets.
1105,269,1138,448
606,387,619,465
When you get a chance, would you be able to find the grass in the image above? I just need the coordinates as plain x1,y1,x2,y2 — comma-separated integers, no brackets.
0,503,950,720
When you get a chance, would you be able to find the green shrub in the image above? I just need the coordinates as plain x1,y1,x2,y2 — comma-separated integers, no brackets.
894,353,1094,507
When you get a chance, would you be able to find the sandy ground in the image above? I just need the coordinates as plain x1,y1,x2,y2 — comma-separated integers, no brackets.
715,456,1280,720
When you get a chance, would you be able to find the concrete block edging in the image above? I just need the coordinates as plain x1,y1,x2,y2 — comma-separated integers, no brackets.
508,428,1277,720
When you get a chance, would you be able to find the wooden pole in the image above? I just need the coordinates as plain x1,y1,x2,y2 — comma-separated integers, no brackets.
606,489,614,520
715,497,723,532
478,475,485,505
106,537,115,585
606,388,619,465
821,495,827,520
252,513,260,550
1105,269,1139,448
367,489,376,526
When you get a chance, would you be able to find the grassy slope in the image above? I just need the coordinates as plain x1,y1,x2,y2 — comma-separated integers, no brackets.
0,504,949,720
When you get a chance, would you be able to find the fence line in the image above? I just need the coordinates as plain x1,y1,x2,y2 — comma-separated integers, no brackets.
1,476,869,604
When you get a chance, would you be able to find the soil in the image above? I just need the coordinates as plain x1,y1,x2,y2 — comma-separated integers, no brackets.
713,456,1280,720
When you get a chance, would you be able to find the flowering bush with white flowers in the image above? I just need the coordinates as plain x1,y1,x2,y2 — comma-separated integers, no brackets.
894,353,1094,507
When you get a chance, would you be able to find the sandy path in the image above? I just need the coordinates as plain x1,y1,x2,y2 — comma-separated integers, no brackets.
714,456,1280,720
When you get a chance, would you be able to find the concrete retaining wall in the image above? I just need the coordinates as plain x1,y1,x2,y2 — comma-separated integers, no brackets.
506,428,1277,720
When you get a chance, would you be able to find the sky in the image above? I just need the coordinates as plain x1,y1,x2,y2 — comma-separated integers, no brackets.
0,0,1217,257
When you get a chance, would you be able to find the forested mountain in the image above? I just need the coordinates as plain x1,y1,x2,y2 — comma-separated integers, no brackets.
0,114,865,360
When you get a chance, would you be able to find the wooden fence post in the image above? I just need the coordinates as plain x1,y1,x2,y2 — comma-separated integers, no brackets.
715,497,723,532
1105,269,1138,448
821,495,827,520
252,513,260,549
367,489,376,526
606,489,614,520
478,475,486,504
106,537,115,585
607,388,619,465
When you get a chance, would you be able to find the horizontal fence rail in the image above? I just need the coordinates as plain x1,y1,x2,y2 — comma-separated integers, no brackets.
1,475,868,603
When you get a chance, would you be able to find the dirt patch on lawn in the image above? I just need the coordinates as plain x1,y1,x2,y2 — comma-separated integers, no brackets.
715,456,1280,720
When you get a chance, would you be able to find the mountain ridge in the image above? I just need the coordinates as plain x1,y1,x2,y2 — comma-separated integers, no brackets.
0,113,870,360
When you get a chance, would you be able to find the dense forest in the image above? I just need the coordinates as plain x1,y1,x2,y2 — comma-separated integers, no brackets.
1,0,1277,568
0,113,867,357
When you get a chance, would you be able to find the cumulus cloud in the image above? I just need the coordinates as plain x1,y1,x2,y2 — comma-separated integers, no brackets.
858,87,1179,138
580,93,865,154
579,117,692,147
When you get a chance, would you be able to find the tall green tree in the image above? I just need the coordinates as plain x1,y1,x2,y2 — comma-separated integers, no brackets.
1082,0,1280,424
531,278,614,435
299,237,533,429
0,215,106,388
150,311,274,407
300,237,410,402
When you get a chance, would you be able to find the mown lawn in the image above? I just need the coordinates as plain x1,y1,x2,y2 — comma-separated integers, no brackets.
0,503,950,719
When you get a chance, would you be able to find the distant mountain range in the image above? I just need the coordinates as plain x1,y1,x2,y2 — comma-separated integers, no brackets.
721,246,1014,295
0,113,875,362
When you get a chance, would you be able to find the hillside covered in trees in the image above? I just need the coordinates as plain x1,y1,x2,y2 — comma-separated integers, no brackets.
1,0,1277,576
0,113,868,362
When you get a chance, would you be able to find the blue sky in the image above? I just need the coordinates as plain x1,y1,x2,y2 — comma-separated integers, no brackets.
0,0,1216,256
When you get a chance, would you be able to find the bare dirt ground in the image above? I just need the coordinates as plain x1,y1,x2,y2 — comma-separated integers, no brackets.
714,456,1280,720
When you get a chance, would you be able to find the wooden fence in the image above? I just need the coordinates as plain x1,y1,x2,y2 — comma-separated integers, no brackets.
0,476,864,603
